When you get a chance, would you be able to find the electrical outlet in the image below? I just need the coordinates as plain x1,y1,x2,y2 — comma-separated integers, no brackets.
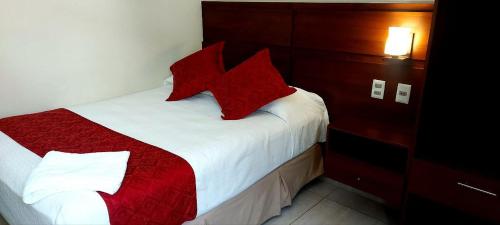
371,79,386,100
396,83,411,104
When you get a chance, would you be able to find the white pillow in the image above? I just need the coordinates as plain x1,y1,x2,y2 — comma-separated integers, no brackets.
259,87,329,142
164,76,173,86
164,75,214,97
200,90,214,97
259,88,326,118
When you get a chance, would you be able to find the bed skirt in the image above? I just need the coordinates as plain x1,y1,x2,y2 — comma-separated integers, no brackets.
185,143,324,225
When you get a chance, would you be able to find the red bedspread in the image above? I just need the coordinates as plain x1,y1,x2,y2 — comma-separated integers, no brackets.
0,109,197,225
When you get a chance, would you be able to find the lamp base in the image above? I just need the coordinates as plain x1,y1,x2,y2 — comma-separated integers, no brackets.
383,56,413,67
385,55,410,60
384,56,412,63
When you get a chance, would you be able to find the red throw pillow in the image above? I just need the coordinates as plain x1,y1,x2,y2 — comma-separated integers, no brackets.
209,49,296,120
167,42,225,101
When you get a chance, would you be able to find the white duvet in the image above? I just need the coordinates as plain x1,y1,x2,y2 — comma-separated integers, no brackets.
0,83,328,225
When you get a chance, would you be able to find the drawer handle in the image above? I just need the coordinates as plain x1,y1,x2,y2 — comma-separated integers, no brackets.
356,177,361,182
457,182,497,197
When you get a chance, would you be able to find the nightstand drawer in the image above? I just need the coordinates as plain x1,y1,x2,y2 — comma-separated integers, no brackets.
326,152,404,207
409,160,500,223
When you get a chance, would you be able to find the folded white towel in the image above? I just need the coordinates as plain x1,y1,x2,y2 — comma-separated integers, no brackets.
23,150,130,204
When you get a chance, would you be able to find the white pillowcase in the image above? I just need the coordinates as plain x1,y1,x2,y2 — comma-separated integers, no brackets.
164,75,173,86
200,90,214,97
259,87,329,142
260,88,327,118
166,77,327,126
165,75,215,97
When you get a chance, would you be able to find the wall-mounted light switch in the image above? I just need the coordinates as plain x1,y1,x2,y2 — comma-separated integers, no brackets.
371,79,386,100
396,83,411,104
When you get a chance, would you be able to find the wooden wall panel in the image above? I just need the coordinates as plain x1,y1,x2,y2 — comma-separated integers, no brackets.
293,4,433,61
202,1,433,132
203,41,292,82
202,2,293,46
293,50,426,126
290,3,432,127
202,2,293,80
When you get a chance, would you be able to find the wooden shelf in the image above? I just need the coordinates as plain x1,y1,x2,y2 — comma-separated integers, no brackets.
330,116,415,149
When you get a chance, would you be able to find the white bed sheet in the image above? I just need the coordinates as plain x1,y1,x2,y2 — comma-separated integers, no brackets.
0,84,328,225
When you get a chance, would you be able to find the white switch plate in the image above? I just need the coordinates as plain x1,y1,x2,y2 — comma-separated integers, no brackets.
396,83,411,104
371,79,386,100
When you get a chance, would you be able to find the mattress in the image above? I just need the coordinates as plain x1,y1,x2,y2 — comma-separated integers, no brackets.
0,83,328,225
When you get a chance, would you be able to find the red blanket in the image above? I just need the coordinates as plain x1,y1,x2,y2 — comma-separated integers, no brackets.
0,109,197,225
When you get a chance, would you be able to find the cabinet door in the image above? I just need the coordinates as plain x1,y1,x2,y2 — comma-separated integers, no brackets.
415,0,499,179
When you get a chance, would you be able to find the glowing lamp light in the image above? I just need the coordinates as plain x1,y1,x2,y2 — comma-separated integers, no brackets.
384,27,413,59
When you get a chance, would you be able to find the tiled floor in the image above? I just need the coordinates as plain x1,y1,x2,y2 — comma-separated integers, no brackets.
263,177,398,225
0,177,397,225
0,213,6,225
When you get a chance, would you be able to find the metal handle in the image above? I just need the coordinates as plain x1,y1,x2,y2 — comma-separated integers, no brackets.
457,182,497,197
356,177,361,182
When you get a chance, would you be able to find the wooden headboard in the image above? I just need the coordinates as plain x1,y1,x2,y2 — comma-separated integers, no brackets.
203,1,434,138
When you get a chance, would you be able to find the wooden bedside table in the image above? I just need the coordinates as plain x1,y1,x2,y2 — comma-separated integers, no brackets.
324,117,414,208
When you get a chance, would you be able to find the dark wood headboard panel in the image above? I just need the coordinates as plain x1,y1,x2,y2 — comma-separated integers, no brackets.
202,2,294,81
291,3,433,128
293,4,432,60
202,1,433,131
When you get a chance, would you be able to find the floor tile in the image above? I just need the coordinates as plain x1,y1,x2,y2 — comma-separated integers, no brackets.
321,178,384,204
291,199,379,225
326,187,395,224
301,178,338,198
0,214,7,225
263,189,323,225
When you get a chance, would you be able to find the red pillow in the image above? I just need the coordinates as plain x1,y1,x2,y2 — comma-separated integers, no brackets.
167,42,225,101
209,49,296,120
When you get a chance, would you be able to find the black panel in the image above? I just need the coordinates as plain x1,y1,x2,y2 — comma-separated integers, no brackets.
415,0,499,179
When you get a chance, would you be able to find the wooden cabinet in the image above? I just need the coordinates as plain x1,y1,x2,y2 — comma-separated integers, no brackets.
407,0,500,224
409,160,500,223
324,118,412,208
412,0,498,177
405,194,499,225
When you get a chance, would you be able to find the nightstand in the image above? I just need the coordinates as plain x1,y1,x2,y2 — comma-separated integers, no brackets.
324,117,413,208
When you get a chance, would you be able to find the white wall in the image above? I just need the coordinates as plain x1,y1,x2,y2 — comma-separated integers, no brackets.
0,0,202,118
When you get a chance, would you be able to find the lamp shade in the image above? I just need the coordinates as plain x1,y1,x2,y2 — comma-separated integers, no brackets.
384,27,413,58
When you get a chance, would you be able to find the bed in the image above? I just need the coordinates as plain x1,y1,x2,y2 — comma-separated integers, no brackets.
1,1,434,223
0,81,329,225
